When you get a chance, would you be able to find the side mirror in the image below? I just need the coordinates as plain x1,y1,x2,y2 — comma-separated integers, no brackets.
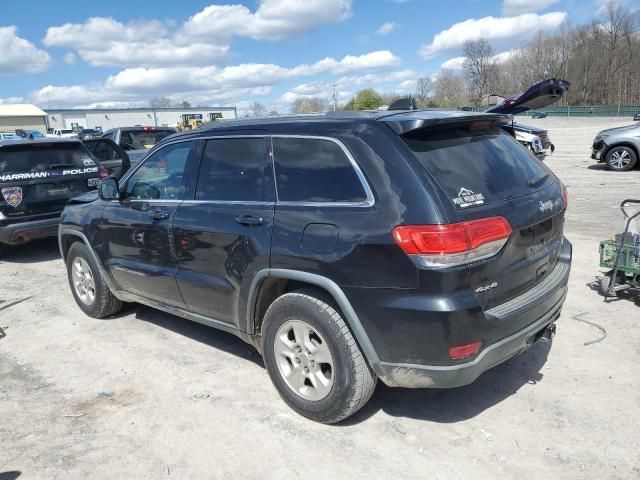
99,177,120,201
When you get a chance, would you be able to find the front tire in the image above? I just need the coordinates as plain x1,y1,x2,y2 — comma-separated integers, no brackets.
606,146,637,171
261,290,376,424
66,242,122,318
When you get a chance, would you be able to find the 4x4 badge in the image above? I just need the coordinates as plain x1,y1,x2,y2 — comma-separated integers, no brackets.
2,186,23,208
453,187,485,208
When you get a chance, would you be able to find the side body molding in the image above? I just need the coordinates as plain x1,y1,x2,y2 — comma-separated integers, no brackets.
247,268,383,374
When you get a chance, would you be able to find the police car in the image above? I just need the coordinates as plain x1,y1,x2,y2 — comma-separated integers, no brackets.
0,138,128,248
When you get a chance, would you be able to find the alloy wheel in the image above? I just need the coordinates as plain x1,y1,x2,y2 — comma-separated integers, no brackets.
610,149,632,168
71,257,96,305
273,319,334,401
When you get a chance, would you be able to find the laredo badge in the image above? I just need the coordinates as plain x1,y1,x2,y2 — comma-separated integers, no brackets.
452,187,485,208
2,186,23,208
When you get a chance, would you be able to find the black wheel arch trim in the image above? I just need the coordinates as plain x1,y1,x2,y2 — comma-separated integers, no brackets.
247,268,383,375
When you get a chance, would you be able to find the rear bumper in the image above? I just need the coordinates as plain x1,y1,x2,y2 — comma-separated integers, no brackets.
0,216,60,245
366,239,572,388
377,291,564,388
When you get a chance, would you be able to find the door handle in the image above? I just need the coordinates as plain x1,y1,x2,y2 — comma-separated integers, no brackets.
234,214,264,226
149,210,170,220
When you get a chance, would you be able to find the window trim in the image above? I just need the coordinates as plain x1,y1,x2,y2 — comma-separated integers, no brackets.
118,134,375,208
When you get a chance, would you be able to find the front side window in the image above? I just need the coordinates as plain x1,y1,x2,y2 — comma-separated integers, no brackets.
195,137,270,202
272,137,367,203
125,141,194,200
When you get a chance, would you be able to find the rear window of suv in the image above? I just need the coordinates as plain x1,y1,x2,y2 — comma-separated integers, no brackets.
0,142,95,174
401,123,552,207
272,137,368,203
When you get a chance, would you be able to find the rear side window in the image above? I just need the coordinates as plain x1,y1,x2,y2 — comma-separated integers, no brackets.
0,142,95,174
195,137,270,202
120,129,175,151
402,124,552,207
272,137,367,203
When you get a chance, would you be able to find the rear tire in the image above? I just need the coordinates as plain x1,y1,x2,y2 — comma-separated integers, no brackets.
606,146,637,171
261,289,376,424
66,242,122,318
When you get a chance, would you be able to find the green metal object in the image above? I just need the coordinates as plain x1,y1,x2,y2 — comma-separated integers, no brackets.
599,240,640,275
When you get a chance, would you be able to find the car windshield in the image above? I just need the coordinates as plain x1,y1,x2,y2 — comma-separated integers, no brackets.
0,142,96,174
120,129,174,151
402,123,554,206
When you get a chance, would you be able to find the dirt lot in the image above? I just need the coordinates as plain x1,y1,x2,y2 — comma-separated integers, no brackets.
1,117,639,479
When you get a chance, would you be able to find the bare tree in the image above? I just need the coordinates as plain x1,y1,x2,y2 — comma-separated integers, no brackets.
292,96,328,113
149,97,172,109
433,69,467,107
181,101,191,108
249,102,268,117
463,39,498,101
415,77,434,107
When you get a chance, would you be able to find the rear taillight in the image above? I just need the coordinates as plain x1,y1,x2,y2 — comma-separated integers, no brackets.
393,217,512,268
561,184,568,209
449,341,482,360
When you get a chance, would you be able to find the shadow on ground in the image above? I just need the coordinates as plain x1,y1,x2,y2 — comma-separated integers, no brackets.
131,302,552,424
0,238,60,263
0,472,22,480
134,305,263,367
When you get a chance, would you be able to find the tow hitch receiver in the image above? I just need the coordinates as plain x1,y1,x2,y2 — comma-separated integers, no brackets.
531,323,556,344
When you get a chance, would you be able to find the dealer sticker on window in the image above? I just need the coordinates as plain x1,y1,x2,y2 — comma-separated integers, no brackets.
453,187,485,208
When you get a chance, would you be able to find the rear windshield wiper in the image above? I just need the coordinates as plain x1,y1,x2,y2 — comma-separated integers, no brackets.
528,172,549,187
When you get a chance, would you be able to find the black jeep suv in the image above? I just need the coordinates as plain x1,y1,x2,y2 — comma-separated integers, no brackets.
59,110,571,423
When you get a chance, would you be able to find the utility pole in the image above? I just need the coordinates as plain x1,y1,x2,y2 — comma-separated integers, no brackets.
331,84,338,112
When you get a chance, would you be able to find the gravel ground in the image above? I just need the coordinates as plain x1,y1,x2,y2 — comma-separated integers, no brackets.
1,117,639,480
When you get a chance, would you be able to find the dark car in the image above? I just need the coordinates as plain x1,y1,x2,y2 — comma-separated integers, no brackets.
101,126,177,165
633,113,640,122
59,110,571,423
77,128,102,141
0,138,126,248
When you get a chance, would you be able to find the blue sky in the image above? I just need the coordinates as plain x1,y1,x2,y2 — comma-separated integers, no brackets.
0,0,636,113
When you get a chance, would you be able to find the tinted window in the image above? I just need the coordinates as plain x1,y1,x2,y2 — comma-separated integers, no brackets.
272,137,367,203
0,142,96,174
195,138,270,202
402,124,552,206
125,141,193,200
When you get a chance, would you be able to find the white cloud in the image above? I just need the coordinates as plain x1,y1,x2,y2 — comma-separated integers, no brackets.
336,69,416,86
44,17,167,49
43,2,353,68
419,12,567,58
0,26,51,74
439,49,520,70
502,0,560,16
182,0,353,41
20,50,400,108
63,52,76,65
80,41,229,68
376,22,397,35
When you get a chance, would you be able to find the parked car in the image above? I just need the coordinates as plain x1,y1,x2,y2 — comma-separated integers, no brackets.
487,79,570,160
532,111,548,119
0,138,128,248
0,132,20,140
101,126,177,165
633,113,640,121
592,121,640,171
77,128,102,141
59,110,571,423
47,128,78,139
16,129,45,139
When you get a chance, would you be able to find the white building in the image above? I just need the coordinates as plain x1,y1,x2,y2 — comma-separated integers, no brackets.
45,106,237,132
0,104,48,133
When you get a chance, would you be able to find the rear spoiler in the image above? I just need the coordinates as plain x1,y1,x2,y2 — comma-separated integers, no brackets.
379,111,513,135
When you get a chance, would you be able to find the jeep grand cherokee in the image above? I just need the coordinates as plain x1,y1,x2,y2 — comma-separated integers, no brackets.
59,110,571,423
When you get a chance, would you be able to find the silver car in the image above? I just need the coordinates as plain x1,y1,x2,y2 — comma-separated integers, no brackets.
592,122,640,171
